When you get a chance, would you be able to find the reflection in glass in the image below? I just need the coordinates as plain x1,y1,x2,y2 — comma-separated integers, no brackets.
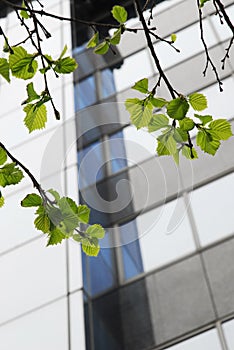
74,75,96,111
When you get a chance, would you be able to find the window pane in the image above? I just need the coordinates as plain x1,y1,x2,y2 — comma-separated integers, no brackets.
78,140,105,189
101,68,116,99
113,50,153,92
136,198,196,271
223,319,234,349
190,173,234,246
165,329,222,350
0,299,68,350
74,76,96,111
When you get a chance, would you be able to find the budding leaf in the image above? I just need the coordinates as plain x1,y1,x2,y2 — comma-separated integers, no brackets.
110,28,122,45
189,93,207,111
20,0,29,19
167,97,189,120
150,97,168,108
47,188,60,203
148,114,169,132
82,239,100,257
21,193,42,207
208,119,233,140
0,163,24,187
87,32,99,48
111,5,128,24
200,0,210,7
77,204,90,224
194,114,213,125
132,78,149,94
59,45,68,59
34,213,51,233
94,41,109,55
24,103,47,133
54,57,78,74
171,33,177,42
182,146,198,160
179,117,195,131
47,228,65,246
22,82,40,104
196,129,220,155
9,46,38,80
125,98,153,129
0,58,10,82
86,224,105,239
0,147,7,165
0,196,4,208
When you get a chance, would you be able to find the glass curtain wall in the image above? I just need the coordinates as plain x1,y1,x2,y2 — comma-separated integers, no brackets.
71,0,234,349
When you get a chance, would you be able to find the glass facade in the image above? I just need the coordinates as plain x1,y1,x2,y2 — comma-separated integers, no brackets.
1,0,234,349
72,0,234,349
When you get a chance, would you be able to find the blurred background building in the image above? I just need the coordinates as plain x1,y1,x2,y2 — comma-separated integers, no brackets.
0,0,234,349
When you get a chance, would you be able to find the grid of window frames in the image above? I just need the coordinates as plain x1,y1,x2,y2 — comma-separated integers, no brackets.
72,0,234,349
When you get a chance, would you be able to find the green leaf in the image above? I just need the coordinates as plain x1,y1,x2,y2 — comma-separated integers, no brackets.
171,33,177,42
0,163,24,187
47,189,60,203
196,129,220,155
0,58,10,82
34,213,50,233
47,228,65,246
9,46,38,80
82,239,100,257
94,41,109,55
173,128,188,142
20,0,29,19
150,97,168,108
21,193,42,207
148,114,169,132
110,28,122,45
58,197,79,232
0,195,5,208
111,5,128,23
132,78,149,94
24,103,47,133
179,118,195,131
125,98,153,129
194,114,213,125
167,97,189,120
77,205,90,224
182,146,198,160
87,32,99,48
0,147,7,165
22,82,40,105
189,93,207,111
86,224,105,239
73,234,82,243
200,0,210,7
172,150,179,165
59,45,68,59
208,119,233,140
157,133,177,156
54,57,78,74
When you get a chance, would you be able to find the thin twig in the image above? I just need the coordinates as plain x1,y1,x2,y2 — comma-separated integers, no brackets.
134,0,178,99
197,0,223,91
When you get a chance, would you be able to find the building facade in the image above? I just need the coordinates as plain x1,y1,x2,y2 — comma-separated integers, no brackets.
0,0,234,349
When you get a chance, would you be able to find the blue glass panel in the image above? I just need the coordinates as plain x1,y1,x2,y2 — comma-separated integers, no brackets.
77,140,105,189
82,233,117,297
74,75,96,111
101,68,116,99
109,131,128,173
119,220,144,280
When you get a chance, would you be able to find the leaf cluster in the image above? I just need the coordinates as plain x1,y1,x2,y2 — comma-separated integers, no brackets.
86,6,128,54
125,78,233,163
21,190,105,256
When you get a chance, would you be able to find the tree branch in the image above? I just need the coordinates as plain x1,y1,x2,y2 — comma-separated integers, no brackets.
134,0,178,98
